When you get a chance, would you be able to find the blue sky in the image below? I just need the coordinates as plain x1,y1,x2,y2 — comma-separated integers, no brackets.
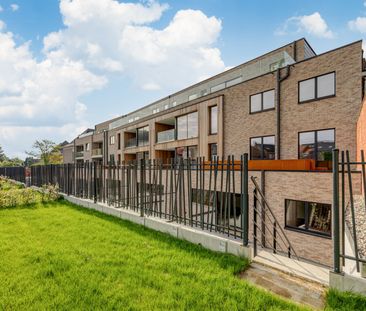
1,0,366,158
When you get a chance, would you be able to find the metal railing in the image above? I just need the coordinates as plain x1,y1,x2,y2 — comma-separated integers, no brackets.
333,149,366,274
156,129,175,143
30,155,250,243
251,176,298,260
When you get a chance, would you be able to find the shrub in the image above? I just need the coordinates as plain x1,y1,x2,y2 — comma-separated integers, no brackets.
0,179,59,208
41,183,60,202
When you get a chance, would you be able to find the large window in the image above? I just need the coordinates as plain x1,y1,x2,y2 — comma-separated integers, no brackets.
137,126,149,146
299,129,335,161
117,133,121,150
285,199,331,237
299,72,335,103
177,112,198,140
250,89,275,113
209,106,218,134
110,136,115,145
250,135,275,160
175,145,198,159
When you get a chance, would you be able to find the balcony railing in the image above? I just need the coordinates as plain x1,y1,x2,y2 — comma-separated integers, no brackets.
157,129,175,143
92,148,102,157
75,151,84,158
125,137,137,148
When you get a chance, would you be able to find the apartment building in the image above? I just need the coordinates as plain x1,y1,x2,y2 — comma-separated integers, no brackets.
61,38,366,266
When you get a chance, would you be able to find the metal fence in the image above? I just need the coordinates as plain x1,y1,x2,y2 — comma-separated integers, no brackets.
0,166,25,183
30,156,250,242
333,149,366,274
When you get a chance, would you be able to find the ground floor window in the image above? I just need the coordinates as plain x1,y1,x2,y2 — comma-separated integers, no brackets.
250,135,275,160
191,189,241,219
285,199,331,237
298,128,335,161
209,143,217,159
175,145,198,160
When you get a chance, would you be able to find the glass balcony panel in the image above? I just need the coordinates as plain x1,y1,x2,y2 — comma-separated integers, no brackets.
157,129,175,143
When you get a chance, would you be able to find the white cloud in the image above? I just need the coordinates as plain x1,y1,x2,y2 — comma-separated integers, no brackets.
10,4,19,11
1,0,225,157
43,0,225,92
276,12,334,38
0,5,3,12
0,20,5,31
349,17,366,33
0,28,106,157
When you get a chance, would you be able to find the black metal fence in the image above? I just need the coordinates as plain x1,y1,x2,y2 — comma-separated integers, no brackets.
333,149,366,274
30,156,250,242
0,166,25,183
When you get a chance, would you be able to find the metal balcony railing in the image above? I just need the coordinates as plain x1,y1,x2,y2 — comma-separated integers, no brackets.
157,129,175,143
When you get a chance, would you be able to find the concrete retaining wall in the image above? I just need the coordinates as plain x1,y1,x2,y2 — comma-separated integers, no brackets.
63,195,252,260
330,271,366,295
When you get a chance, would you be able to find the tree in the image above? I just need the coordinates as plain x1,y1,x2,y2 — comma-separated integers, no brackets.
26,139,62,165
0,145,7,162
0,157,23,167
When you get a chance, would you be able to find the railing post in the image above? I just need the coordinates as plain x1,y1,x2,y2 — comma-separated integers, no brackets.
253,188,257,257
332,149,341,273
241,153,249,246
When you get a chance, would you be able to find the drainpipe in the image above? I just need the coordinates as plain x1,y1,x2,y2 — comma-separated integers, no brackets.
293,40,297,62
276,66,290,160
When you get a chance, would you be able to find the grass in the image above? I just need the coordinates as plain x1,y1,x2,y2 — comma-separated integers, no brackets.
0,199,365,310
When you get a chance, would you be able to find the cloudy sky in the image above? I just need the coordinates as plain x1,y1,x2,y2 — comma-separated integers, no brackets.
1,0,366,158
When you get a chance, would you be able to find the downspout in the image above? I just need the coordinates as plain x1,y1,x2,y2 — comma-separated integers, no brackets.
276,65,290,160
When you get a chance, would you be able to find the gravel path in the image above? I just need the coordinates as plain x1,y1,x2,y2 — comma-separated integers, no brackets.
345,195,366,258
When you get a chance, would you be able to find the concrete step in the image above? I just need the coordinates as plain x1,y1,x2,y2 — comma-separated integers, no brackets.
254,250,330,285
241,262,326,310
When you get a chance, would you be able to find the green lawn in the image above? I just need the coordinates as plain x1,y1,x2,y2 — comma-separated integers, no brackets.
0,200,365,310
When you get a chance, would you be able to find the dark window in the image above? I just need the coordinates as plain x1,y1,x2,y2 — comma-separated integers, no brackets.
285,199,331,237
209,106,218,134
250,90,275,113
117,133,121,150
209,143,217,159
299,129,335,161
177,112,198,140
137,126,149,146
250,136,275,160
109,154,115,165
299,72,335,103
191,189,241,221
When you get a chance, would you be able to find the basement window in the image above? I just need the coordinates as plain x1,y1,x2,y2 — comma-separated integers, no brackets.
285,199,331,237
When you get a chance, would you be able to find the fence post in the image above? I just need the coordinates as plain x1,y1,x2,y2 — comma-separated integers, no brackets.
242,153,249,246
332,149,341,273
140,159,145,217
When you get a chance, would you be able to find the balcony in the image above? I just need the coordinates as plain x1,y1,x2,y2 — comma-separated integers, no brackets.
75,151,84,158
125,137,137,148
157,129,175,143
92,148,102,157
